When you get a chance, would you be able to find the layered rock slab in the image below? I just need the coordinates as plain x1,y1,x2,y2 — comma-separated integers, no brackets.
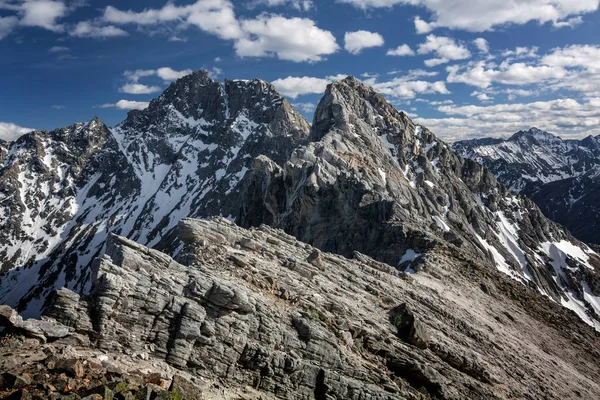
24,218,600,400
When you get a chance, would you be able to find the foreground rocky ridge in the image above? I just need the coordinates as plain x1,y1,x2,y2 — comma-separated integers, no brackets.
2,218,599,399
0,331,209,400
453,128,600,244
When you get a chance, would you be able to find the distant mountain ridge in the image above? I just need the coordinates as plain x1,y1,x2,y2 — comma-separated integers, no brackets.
454,128,600,245
1,71,599,334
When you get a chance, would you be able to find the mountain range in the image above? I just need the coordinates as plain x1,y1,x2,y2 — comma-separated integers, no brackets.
1,70,600,399
454,128,600,246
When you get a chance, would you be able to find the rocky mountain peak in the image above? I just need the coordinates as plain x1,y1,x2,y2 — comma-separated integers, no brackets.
508,127,559,145
312,75,413,145
223,78,307,132
119,70,308,140
0,115,130,280
59,117,110,146
120,69,223,130
580,134,600,149
1,117,111,175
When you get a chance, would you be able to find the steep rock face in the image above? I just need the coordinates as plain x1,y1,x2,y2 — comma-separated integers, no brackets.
239,77,600,329
0,140,8,164
454,129,600,244
111,71,310,249
5,218,598,400
242,77,497,260
0,70,310,317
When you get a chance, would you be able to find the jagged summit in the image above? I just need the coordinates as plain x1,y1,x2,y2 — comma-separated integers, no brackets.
124,70,295,127
5,116,108,144
511,126,544,136
457,128,560,148
312,74,414,145
581,134,600,148
508,127,560,143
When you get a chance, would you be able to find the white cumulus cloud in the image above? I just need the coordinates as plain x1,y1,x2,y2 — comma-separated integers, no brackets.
372,76,450,98
19,0,67,32
473,38,489,53
272,76,333,98
414,16,433,34
293,102,316,113
386,44,414,56
441,44,600,102
236,15,338,62
101,1,338,63
249,0,314,11
502,46,539,58
541,45,600,71
119,83,162,95
119,67,193,94
0,0,77,38
446,61,567,88
418,35,471,66
102,0,243,40
156,67,193,81
337,0,600,32
344,30,385,55
70,21,128,38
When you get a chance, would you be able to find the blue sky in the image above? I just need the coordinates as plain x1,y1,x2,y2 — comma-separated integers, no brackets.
1,0,600,142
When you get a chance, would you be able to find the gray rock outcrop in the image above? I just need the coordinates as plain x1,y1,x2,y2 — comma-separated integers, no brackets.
5,217,592,400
